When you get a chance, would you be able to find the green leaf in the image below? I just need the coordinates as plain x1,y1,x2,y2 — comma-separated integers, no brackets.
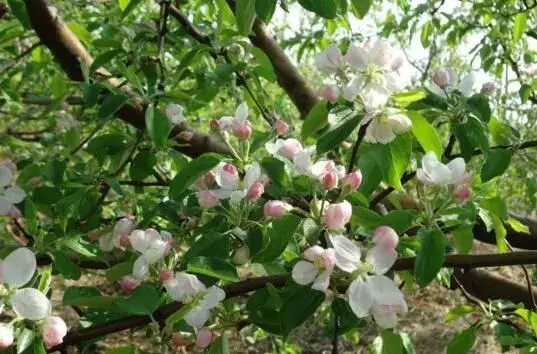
64,295,117,310
513,12,528,43
235,0,256,35
299,0,338,19
253,215,301,263
187,257,239,282
129,150,156,181
392,90,426,105
515,309,537,336
207,332,230,354
467,94,492,122
118,285,160,316
60,238,100,258
520,84,533,103
89,49,123,75
121,0,144,18
53,251,81,280
17,328,35,354
445,305,475,322
421,21,433,48
452,225,474,254
7,0,30,28
169,153,222,199
414,228,445,287
407,111,442,158
106,347,136,354
279,286,325,335
261,156,288,187
446,327,477,354
145,105,171,148
105,261,134,282
481,149,512,182
317,114,362,154
366,133,412,191
183,232,231,261
301,100,329,139
380,329,403,354
98,94,129,119
351,0,373,18
256,0,277,23
506,217,530,234
32,186,62,205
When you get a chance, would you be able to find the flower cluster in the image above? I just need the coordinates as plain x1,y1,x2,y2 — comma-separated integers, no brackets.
0,160,25,219
314,40,412,144
0,248,67,349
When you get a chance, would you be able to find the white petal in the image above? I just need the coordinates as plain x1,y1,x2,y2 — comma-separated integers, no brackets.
265,140,284,155
421,151,440,173
0,300,4,315
199,286,225,309
244,163,261,188
11,288,51,320
230,190,247,204
0,167,12,188
342,77,363,101
311,270,331,292
218,116,234,130
329,235,361,273
366,246,397,275
132,256,150,279
98,233,116,252
387,114,412,134
215,189,233,200
365,119,397,144
292,261,318,285
369,40,393,69
4,186,25,204
129,229,151,253
360,83,390,112
113,219,136,236
235,102,249,121
185,308,210,328
2,248,36,288
345,44,369,70
459,73,477,97
372,308,398,328
303,245,325,262
143,240,167,263
348,279,373,318
446,158,466,183
174,272,206,299
0,200,12,215
367,275,406,306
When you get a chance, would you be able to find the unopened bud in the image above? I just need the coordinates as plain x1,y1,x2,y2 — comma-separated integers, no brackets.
159,269,174,283
322,171,338,189
195,329,213,349
454,185,472,202
274,119,289,135
119,234,131,248
432,70,450,87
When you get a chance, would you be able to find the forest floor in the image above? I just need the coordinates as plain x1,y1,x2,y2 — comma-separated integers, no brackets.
53,242,525,354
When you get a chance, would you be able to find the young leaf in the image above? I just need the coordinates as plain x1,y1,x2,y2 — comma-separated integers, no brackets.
252,214,301,263
513,12,528,43
316,114,362,154
121,0,144,18
481,148,512,182
105,261,134,282
351,0,373,19
256,0,277,23
452,225,474,254
145,104,171,148
89,49,122,75
444,305,475,322
421,21,433,48
407,111,442,158
446,327,477,354
168,153,222,199
380,329,403,354
235,0,256,35
187,256,239,282
414,228,445,287
467,94,492,122
279,286,325,335
301,100,329,139
53,251,81,280
118,285,161,316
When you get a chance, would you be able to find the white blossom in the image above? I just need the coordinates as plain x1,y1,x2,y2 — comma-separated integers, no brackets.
362,109,412,144
416,151,467,185
213,162,262,204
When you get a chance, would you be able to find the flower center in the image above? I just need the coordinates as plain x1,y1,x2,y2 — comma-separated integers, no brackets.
353,262,374,278
365,63,380,82
313,256,326,270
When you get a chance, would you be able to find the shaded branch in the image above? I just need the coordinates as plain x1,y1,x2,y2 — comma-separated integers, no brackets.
0,41,42,75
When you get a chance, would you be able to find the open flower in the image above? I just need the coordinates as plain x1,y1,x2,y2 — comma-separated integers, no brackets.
429,70,480,97
310,160,346,189
0,248,51,321
314,45,345,74
219,102,252,140
292,246,336,291
266,138,303,160
166,104,185,125
324,201,352,231
213,162,264,204
330,234,407,328
0,165,25,217
99,216,136,252
130,229,170,278
416,151,467,185
362,108,412,144
165,272,225,328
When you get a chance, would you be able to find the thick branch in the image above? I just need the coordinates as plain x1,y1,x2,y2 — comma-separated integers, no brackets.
23,0,231,158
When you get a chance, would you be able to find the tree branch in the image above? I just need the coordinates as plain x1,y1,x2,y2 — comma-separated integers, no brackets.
23,0,231,158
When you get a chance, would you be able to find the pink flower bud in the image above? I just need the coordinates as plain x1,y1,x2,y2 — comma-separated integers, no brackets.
372,226,399,251
197,190,219,209
30,176,41,185
279,139,303,160
223,163,238,176
119,234,131,248
324,201,352,231
322,170,338,189
195,329,213,349
454,185,472,202
88,232,98,242
233,246,250,265
342,170,362,191
42,316,67,349
264,200,292,218
274,119,289,135
317,84,340,103
526,63,537,76
120,276,140,294
0,325,13,350
159,269,174,283
391,56,404,71
480,82,497,95
209,119,220,132
322,248,336,272
246,181,264,201
432,70,450,87
170,333,189,349
232,120,252,140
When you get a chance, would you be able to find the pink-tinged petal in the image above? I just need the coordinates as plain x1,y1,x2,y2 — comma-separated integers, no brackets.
185,308,210,329
2,248,36,288
292,261,318,285
367,275,406,307
42,316,68,349
235,102,249,122
446,158,466,183
322,248,336,272
244,163,261,188
303,246,324,262
372,306,398,328
11,288,51,320
372,226,399,251
311,270,331,292
348,279,373,318
0,325,13,350
195,329,213,349
3,186,25,204
345,44,369,70
366,246,397,275
329,235,361,273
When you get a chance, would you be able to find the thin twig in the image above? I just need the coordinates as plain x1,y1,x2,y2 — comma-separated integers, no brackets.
507,241,537,311
0,41,42,75
347,121,369,173
70,122,105,155
12,219,34,246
